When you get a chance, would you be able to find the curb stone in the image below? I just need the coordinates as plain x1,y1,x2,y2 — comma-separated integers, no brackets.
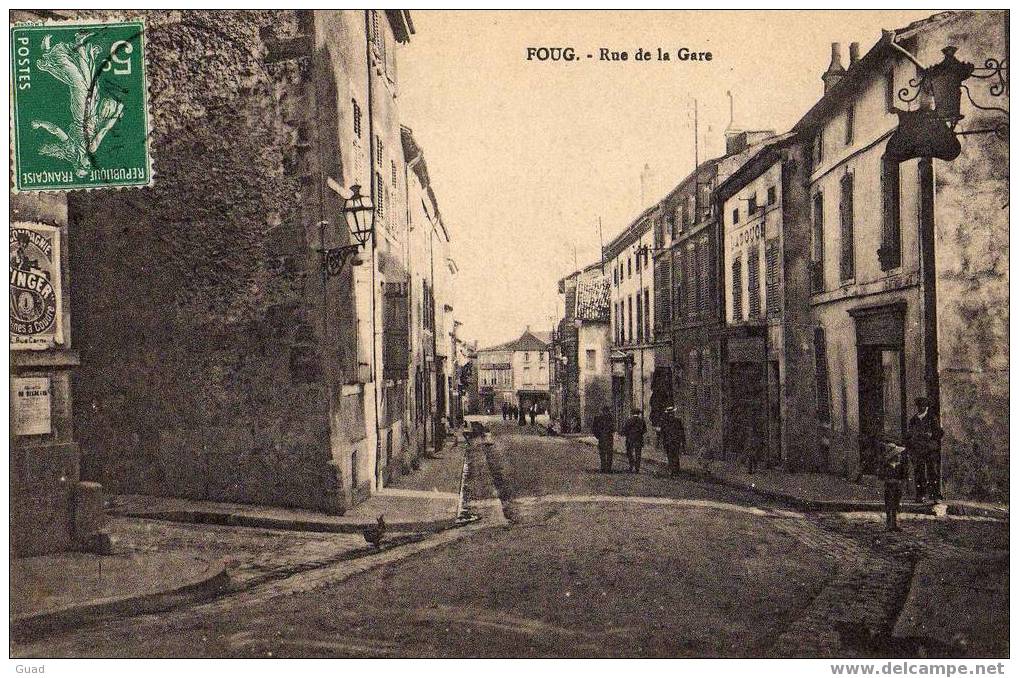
10,560,230,641
111,509,459,535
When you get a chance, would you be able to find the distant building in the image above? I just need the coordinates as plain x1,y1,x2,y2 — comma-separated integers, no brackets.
477,328,553,413
554,263,611,433
605,209,658,429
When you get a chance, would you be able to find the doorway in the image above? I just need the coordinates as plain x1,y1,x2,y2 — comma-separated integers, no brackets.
728,362,767,465
857,346,905,475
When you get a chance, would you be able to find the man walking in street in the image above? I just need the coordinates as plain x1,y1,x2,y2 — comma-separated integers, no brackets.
501,402,508,421
622,409,647,473
592,405,616,473
659,406,686,477
528,403,537,426
907,397,944,502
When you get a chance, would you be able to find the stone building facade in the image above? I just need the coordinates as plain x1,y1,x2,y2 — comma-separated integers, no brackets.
793,11,1007,495
554,263,611,433
605,210,657,428
42,9,459,517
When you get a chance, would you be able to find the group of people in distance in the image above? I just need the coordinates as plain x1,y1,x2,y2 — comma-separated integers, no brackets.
587,396,944,534
501,401,539,426
591,405,685,475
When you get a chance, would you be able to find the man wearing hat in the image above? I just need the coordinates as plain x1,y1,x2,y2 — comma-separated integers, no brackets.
906,396,944,502
659,406,686,477
591,405,616,473
622,408,647,473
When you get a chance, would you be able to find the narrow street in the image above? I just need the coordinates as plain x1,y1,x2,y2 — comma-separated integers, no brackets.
11,419,1007,658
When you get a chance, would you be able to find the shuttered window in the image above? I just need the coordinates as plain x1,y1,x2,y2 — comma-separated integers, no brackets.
879,155,902,270
765,238,780,317
675,250,686,319
731,257,743,322
644,287,651,341
636,292,643,343
697,237,709,315
811,192,824,293
748,243,761,319
814,327,832,424
839,173,855,282
376,172,385,219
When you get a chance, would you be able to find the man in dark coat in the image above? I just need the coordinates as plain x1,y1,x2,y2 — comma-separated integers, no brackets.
906,397,944,502
528,404,537,426
659,406,686,477
622,409,647,473
591,405,616,473
501,402,508,421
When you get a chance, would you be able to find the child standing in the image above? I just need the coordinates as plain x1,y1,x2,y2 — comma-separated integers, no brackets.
879,441,909,531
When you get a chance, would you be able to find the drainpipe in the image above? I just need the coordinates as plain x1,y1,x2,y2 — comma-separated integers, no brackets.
918,158,941,426
364,10,382,490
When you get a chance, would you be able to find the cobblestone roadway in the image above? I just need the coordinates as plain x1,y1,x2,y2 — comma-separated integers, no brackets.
11,420,1007,658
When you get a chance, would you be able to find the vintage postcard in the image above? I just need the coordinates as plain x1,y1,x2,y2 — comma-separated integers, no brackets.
7,7,1009,670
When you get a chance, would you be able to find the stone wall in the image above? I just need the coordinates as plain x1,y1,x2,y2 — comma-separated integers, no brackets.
68,10,346,511
919,11,1009,499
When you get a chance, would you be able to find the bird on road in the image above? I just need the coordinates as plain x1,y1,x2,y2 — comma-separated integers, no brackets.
362,515,386,549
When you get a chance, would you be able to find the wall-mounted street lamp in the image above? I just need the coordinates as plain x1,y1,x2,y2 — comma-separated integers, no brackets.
886,34,1009,162
318,183,375,276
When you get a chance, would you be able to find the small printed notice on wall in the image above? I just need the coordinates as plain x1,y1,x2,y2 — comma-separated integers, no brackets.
12,377,52,436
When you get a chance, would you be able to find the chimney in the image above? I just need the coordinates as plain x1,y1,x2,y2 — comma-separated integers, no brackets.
849,42,860,66
822,42,847,94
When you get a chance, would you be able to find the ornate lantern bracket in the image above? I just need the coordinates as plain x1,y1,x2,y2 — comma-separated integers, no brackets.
317,182,376,277
889,33,1008,143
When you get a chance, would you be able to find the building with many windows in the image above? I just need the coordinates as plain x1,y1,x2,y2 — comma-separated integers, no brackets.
605,210,658,429
477,328,553,414
793,11,1008,495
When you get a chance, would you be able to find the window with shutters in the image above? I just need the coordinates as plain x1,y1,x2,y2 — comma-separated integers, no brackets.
675,250,687,320
767,186,776,205
376,136,383,167
732,207,739,225
811,192,824,293
352,99,362,138
635,292,643,343
391,160,397,187
731,256,743,322
839,172,855,282
383,281,409,379
748,194,758,214
686,244,696,319
375,172,385,219
422,281,434,332
814,327,832,424
697,236,709,315
813,133,824,167
879,155,902,270
765,238,780,317
644,287,651,341
748,243,761,319
627,296,633,344
845,104,854,145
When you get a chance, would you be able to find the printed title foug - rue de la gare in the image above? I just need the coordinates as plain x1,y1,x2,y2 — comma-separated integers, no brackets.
526,47,713,62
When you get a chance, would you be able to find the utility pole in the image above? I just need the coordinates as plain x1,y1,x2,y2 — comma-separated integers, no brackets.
693,97,699,216
598,216,604,274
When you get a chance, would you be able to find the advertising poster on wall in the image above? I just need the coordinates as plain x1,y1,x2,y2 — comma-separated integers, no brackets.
10,222,63,350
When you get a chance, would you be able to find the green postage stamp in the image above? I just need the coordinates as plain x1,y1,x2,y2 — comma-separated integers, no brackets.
10,19,152,192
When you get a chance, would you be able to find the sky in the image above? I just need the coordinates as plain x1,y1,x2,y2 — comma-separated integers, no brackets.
397,10,936,348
